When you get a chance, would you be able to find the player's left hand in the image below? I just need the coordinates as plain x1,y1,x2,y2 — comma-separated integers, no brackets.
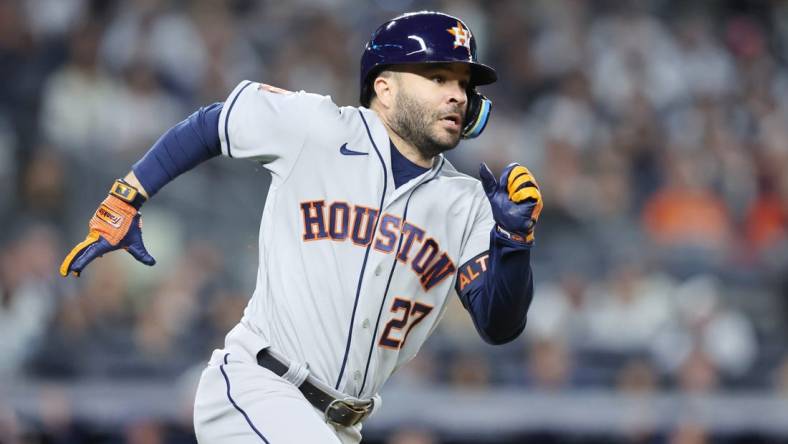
480,162,543,244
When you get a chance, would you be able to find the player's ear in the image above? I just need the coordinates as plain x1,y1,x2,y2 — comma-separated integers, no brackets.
373,71,396,109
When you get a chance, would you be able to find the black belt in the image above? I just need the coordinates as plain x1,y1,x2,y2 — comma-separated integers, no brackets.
256,349,373,427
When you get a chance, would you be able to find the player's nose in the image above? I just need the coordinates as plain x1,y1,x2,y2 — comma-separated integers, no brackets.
446,81,467,107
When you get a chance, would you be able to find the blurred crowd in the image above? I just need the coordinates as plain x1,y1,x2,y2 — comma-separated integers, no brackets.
2,0,788,442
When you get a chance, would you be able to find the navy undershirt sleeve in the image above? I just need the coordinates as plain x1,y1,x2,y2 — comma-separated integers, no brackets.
132,102,223,196
455,229,533,345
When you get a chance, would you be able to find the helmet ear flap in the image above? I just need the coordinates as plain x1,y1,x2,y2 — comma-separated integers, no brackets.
461,89,492,139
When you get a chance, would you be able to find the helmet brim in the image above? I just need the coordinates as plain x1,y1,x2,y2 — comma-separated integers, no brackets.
470,62,497,86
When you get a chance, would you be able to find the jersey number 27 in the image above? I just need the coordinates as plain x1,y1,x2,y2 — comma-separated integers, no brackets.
378,297,433,350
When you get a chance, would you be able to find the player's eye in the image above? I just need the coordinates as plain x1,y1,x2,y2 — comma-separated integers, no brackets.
431,75,445,84
459,79,469,90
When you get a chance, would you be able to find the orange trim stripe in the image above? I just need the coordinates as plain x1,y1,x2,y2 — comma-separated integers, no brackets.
59,232,99,277
511,187,540,204
509,174,534,195
507,166,530,189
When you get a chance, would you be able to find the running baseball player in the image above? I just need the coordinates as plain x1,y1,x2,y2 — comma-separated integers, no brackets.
61,11,542,444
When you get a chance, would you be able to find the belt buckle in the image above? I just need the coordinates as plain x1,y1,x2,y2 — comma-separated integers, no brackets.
324,398,372,427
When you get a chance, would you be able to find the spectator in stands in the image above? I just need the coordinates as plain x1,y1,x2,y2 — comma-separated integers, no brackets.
448,352,492,389
525,338,573,390
677,348,719,394
642,149,733,257
669,422,709,444
99,0,206,97
18,148,67,224
387,428,439,444
616,358,659,444
34,385,81,444
774,355,788,397
0,402,20,444
29,254,134,378
584,261,675,353
526,272,591,346
39,22,124,155
652,275,757,380
124,420,165,444
0,223,61,377
744,165,788,263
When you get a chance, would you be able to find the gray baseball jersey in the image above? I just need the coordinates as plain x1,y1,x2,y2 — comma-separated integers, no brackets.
217,80,494,399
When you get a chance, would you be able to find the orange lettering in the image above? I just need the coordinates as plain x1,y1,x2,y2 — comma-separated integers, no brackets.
467,264,480,281
458,271,471,291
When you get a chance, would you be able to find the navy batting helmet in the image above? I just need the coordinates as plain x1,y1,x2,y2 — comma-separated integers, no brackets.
360,11,497,139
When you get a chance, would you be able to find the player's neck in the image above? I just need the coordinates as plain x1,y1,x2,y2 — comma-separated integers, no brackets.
373,109,434,168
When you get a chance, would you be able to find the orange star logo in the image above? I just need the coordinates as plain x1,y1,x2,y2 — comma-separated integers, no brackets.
447,21,471,50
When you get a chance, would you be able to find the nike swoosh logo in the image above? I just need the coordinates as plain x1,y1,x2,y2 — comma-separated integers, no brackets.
340,143,368,156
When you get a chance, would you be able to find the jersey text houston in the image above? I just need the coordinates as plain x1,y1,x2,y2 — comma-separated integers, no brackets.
300,200,456,291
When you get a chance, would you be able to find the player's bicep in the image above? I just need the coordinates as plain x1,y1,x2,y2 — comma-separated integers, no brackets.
458,185,495,266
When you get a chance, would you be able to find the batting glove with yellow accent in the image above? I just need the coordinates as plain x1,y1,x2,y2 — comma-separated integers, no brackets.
480,162,543,244
60,179,155,277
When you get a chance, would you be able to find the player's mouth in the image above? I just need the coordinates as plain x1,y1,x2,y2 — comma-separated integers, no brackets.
438,113,462,132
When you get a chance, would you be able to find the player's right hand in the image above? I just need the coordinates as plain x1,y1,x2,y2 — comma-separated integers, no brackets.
60,179,155,277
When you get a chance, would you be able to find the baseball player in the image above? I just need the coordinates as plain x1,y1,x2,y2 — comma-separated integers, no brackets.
60,11,542,444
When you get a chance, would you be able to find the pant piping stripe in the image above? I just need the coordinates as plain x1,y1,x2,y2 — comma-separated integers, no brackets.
220,353,271,443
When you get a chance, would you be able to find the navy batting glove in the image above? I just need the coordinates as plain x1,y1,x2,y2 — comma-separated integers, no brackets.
480,162,543,244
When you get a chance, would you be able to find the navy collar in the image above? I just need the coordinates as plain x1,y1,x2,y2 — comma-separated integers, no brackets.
389,141,430,189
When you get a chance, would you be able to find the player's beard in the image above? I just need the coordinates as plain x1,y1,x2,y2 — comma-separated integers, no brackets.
391,90,462,159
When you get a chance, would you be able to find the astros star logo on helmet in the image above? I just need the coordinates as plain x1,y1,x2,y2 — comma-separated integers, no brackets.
447,21,471,50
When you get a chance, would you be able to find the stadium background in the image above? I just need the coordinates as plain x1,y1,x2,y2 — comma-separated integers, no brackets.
2,0,788,443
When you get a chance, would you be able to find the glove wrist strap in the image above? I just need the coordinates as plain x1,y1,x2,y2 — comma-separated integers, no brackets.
495,225,531,244
109,179,147,210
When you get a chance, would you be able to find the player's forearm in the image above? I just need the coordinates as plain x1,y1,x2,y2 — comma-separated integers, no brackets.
130,102,223,197
458,230,533,345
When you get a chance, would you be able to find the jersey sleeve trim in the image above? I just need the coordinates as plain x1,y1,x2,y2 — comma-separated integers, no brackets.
220,80,255,158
